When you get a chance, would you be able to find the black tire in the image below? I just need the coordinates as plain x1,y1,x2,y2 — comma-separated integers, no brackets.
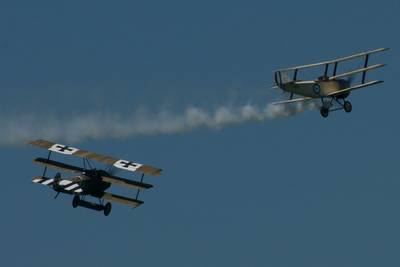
344,101,352,113
104,202,112,216
72,195,80,208
320,107,329,118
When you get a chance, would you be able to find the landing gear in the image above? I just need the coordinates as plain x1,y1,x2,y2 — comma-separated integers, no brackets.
103,202,112,216
344,101,352,113
72,195,80,208
319,97,353,118
72,196,112,216
320,107,329,118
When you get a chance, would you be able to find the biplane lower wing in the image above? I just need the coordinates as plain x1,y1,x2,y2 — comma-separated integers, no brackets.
101,175,153,190
99,192,143,208
33,158,84,173
327,80,384,97
272,97,313,105
32,176,83,194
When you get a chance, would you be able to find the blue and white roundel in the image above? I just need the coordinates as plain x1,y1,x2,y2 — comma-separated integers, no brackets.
313,84,321,95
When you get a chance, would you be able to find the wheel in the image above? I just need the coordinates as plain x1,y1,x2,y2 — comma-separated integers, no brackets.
72,195,80,208
344,101,352,113
320,107,329,118
103,202,112,216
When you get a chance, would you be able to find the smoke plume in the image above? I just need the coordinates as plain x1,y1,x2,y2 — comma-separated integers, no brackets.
0,101,316,146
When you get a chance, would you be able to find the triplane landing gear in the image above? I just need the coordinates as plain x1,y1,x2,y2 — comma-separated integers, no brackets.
72,195,112,216
319,97,353,118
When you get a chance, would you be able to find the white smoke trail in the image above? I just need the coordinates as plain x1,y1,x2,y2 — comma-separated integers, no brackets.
0,101,316,146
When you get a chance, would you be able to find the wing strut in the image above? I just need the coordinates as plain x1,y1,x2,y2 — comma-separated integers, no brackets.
333,62,338,76
324,64,329,76
42,151,52,178
362,54,369,83
135,173,145,201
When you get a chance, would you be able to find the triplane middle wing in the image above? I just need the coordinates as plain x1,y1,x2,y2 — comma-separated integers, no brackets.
272,48,389,118
29,139,162,216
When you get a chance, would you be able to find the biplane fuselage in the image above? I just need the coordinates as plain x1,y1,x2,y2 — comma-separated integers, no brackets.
282,78,351,99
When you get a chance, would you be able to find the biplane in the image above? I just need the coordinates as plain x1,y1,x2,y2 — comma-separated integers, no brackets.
272,48,389,117
29,139,162,216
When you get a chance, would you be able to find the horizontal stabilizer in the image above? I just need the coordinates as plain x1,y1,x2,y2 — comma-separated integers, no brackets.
32,176,83,194
100,192,143,208
32,176,56,186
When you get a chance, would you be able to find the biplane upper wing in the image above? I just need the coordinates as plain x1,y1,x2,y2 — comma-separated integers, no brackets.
327,80,384,97
98,192,143,208
29,139,162,176
276,48,389,72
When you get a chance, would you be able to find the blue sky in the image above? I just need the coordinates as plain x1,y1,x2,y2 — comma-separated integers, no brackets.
1,1,399,266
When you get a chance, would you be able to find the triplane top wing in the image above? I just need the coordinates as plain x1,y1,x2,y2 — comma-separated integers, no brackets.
28,139,162,176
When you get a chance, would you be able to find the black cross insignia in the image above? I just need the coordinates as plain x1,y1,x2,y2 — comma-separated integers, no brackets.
56,145,74,152
119,161,139,168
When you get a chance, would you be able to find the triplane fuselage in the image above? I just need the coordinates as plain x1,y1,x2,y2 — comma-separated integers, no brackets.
273,48,388,118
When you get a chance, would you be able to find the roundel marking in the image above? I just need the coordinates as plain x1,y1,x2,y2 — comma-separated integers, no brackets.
313,84,321,95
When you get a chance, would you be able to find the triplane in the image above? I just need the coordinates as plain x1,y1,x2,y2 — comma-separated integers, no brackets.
29,139,162,216
272,48,389,117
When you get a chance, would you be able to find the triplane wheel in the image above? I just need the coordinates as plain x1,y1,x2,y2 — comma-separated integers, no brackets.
320,107,329,118
344,101,352,113
103,202,112,216
72,195,80,208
